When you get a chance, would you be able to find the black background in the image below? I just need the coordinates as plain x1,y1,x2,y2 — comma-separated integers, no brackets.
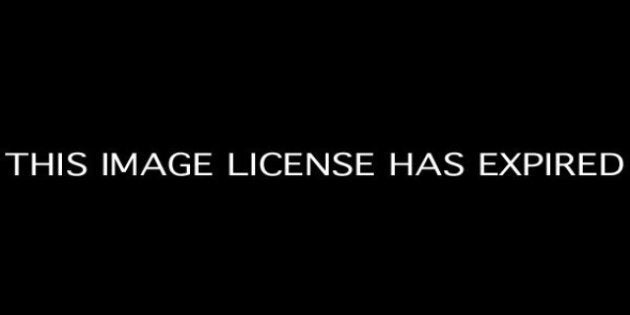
1,4,628,310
